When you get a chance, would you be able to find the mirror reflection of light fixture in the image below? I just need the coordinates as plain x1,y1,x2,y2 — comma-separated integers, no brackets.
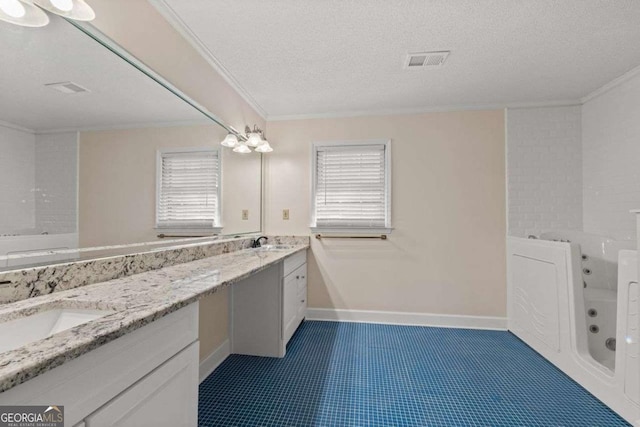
220,133,238,148
50,0,71,11
255,142,273,153
220,124,273,154
233,143,251,154
32,0,95,21
0,0,49,27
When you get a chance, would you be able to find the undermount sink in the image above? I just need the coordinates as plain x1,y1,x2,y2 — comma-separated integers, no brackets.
0,305,115,354
252,245,295,252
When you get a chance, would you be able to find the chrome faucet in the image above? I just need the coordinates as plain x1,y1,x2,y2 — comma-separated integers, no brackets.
252,236,268,248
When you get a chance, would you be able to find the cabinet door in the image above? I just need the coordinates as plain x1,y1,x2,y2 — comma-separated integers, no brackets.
282,272,299,344
297,264,308,322
85,342,198,427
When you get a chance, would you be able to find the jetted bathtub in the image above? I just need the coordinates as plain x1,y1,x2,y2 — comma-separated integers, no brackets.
507,231,638,425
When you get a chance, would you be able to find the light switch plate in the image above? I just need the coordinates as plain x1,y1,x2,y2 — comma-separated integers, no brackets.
242,210,249,220
283,209,290,220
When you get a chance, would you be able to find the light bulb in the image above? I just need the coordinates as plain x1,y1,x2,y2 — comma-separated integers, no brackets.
33,0,95,21
0,0,26,17
246,132,262,148
221,133,238,148
50,0,72,11
0,0,49,26
255,142,273,153
233,144,251,154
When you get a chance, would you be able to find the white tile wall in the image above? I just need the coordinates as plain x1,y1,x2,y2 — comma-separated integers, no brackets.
34,132,78,235
506,106,583,238
0,125,35,234
582,71,640,241
0,126,78,236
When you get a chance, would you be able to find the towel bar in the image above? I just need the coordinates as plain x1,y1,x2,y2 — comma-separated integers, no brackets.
315,234,387,240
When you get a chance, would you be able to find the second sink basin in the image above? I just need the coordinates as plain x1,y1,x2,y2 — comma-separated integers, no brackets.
0,304,115,354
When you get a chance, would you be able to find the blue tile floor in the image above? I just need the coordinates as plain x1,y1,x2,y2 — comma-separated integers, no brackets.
199,321,629,426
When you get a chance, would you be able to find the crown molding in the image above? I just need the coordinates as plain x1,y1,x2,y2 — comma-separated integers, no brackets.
0,120,35,134
581,63,640,104
35,118,213,135
266,99,581,122
150,0,267,120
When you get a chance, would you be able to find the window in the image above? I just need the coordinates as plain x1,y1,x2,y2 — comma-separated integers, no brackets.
156,148,221,232
311,140,392,233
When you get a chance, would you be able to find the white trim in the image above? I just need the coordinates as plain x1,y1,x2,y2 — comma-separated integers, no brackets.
198,339,231,383
581,63,640,104
310,139,392,231
0,120,35,134
306,308,508,331
35,119,212,135
267,100,581,122
149,0,267,120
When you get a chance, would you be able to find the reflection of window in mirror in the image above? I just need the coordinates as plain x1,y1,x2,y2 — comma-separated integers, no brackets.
156,148,222,236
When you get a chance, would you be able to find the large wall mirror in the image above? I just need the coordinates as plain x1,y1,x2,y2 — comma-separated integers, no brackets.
0,15,262,269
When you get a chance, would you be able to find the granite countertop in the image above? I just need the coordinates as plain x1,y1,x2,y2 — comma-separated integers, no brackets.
0,244,308,393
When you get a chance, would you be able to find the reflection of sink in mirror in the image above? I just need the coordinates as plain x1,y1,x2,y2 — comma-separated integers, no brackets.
0,306,115,354
253,245,295,252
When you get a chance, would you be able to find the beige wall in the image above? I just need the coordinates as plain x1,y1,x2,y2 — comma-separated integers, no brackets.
265,110,507,317
88,1,506,363
79,125,261,248
198,287,229,361
88,0,265,362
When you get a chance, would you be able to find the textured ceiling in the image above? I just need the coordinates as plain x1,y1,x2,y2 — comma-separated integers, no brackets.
0,15,204,132
158,0,640,119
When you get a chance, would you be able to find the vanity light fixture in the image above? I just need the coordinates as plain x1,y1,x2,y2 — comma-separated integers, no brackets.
33,0,95,21
254,142,273,153
246,126,263,148
0,0,49,27
220,124,274,154
232,143,251,154
0,0,25,17
220,133,239,148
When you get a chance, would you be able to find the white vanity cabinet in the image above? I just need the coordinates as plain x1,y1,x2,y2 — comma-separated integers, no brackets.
84,343,198,427
231,250,308,358
0,304,199,427
282,252,307,345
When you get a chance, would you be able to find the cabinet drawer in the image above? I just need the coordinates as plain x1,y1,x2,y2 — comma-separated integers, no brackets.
284,250,306,277
85,342,199,427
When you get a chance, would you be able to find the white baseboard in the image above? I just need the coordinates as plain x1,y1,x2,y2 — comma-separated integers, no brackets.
199,339,230,383
306,308,507,331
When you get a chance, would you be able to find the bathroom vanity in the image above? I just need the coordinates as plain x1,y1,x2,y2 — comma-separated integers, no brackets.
232,249,308,357
0,241,309,426
0,305,199,427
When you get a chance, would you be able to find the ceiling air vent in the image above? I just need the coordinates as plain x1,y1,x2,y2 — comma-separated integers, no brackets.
44,81,90,94
404,51,450,69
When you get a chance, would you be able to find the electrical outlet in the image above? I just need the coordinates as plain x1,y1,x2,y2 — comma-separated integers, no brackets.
283,209,290,220
242,210,249,220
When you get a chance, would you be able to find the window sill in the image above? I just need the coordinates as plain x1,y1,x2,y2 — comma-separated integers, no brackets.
154,227,223,237
309,227,393,235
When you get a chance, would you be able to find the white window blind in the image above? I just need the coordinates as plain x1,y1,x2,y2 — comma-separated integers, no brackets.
313,142,390,229
157,150,220,229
